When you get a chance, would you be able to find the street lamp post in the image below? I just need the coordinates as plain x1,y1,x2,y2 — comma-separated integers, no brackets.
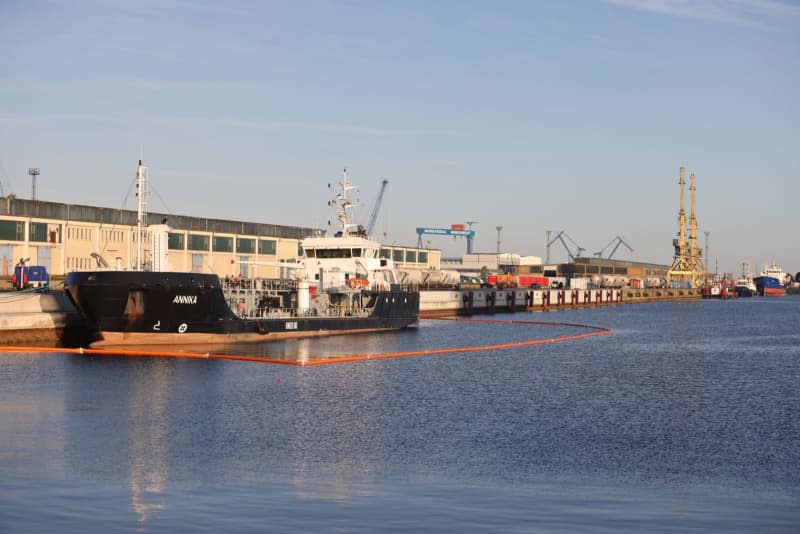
28,168,40,200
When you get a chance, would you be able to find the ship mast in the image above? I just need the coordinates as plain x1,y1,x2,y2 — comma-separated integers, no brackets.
332,168,359,237
135,159,149,270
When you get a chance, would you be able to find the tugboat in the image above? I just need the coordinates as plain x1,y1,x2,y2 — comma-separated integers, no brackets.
65,163,419,347
702,274,732,299
734,263,757,297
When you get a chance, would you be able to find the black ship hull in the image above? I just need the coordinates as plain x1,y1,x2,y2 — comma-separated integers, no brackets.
65,271,419,347
734,286,756,297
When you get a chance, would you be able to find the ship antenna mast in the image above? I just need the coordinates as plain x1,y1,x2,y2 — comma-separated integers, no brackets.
333,167,359,236
135,158,149,270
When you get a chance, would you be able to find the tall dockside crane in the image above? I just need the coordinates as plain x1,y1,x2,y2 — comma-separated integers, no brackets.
365,179,388,237
666,167,706,287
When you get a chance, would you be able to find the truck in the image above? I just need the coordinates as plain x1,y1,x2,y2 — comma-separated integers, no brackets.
11,265,50,290
486,274,551,289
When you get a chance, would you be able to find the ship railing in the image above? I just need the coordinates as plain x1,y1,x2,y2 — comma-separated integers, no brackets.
223,277,297,292
244,305,373,319
372,283,418,293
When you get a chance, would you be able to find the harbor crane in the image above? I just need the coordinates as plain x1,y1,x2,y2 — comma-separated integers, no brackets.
365,179,388,237
416,223,476,253
547,230,585,263
594,235,633,259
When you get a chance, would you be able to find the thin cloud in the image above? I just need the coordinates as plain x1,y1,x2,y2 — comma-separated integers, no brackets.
129,112,455,137
606,0,800,28
0,111,453,137
126,79,258,91
0,112,112,125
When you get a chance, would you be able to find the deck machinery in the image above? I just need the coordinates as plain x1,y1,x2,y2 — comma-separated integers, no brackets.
666,167,706,288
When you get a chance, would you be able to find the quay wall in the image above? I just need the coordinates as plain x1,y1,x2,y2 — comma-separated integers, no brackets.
420,287,703,317
0,291,90,346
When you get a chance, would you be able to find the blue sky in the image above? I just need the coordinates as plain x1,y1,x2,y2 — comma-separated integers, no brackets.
1,0,798,275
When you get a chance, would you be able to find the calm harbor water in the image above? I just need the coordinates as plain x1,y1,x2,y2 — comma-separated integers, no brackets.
1,297,799,532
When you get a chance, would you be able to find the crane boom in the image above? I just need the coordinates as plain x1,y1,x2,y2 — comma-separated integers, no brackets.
365,179,388,236
594,235,633,259
547,230,585,262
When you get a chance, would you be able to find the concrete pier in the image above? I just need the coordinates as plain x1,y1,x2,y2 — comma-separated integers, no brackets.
420,287,703,318
0,290,90,346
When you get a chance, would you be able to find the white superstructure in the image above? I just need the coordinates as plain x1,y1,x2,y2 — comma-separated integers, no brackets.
759,262,789,285
298,169,400,292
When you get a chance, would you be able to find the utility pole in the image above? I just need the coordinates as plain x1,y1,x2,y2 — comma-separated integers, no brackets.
28,168,40,200
466,220,478,254
545,229,551,264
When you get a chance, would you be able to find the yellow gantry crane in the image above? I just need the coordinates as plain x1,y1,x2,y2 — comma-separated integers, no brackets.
666,167,706,288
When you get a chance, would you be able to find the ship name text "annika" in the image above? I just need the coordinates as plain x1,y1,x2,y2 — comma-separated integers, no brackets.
173,295,198,304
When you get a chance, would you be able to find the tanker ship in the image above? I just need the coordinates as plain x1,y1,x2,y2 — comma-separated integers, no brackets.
65,164,419,347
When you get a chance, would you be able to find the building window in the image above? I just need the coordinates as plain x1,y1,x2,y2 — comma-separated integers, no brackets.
29,222,50,243
168,233,185,250
213,236,233,253
0,220,24,241
192,253,204,273
237,238,255,254
188,234,210,251
258,239,277,255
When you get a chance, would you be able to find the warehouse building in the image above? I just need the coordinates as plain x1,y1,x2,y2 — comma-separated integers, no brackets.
0,196,439,279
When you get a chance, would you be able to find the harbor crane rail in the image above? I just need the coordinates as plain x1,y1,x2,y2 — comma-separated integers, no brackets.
594,235,633,259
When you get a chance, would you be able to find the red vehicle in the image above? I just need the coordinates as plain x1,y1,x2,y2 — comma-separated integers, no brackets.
486,274,550,289
517,275,550,288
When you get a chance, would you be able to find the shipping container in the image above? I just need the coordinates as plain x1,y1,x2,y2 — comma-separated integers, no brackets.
570,277,589,290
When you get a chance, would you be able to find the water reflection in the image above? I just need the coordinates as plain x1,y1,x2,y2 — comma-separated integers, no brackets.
127,360,171,525
0,356,66,480
285,359,395,501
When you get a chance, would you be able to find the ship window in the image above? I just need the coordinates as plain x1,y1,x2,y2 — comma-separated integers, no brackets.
305,248,316,258
418,251,428,264
124,290,145,317
352,248,361,257
405,251,417,263
379,248,391,259
317,248,351,259
393,250,404,262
